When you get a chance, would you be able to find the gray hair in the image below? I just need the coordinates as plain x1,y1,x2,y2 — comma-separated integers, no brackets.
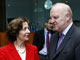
52,3,72,17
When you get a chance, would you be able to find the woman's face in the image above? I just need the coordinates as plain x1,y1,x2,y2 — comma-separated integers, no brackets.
17,22,30,41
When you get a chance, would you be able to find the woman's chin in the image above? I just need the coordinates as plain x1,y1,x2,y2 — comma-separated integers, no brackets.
24,38,29,41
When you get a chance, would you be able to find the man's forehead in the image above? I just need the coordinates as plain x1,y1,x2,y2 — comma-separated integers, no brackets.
50,7,66,16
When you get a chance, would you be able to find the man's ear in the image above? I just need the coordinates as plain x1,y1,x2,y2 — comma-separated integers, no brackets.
66,12,71,21
45,22,47,26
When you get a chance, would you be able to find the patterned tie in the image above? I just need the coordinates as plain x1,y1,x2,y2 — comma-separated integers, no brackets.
57,33,64,50
46,32,49,51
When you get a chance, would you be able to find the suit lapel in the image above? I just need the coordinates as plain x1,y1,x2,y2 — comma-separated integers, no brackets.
50,33,59,59
42,30,45,43
52,24,75,59
25,43,35,60
56,33,72,55
26,43,31,60
8,43,22,60
39,29,45,45
9,42,34,60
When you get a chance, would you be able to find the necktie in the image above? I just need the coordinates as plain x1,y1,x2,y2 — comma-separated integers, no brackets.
57,33,64,50
46,32,49,51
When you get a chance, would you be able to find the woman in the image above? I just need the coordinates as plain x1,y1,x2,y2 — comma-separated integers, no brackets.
0,17,39,60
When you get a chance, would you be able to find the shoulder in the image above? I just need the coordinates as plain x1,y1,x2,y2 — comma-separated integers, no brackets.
0,44,10,51
25,43,37,50
0,43,14,52
34,29,44,36
72,25,80,36
0,43,11,55
35,29,44,33
51,30,56,34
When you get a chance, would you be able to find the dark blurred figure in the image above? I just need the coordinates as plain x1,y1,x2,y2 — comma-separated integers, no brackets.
33,18,55,60
48,3,80,60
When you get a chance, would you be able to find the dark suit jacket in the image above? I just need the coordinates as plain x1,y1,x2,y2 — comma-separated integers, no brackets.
48,24,80,60
33,29,54,52
0,42,39,60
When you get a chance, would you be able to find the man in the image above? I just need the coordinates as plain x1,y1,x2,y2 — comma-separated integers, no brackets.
33,18,55,60
48,3,80,60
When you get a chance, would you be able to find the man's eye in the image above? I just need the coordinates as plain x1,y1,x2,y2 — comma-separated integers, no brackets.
53,16,58,19
49,23,53,24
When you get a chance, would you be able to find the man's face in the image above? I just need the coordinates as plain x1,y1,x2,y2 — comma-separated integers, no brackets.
50,7,68,32
45,19,54,31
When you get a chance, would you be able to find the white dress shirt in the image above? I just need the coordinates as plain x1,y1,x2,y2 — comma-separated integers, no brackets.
39,28,51,55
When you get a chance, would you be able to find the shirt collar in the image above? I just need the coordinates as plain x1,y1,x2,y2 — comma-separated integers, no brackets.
62,22,73,35
44,28,48,34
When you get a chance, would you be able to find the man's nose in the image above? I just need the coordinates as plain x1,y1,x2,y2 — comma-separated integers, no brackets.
51,18,55,24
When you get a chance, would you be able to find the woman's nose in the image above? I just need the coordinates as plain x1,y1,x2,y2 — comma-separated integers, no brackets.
27,29,30,33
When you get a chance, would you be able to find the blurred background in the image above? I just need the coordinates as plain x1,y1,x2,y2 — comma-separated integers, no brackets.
0,0,80,46
0,0,80,32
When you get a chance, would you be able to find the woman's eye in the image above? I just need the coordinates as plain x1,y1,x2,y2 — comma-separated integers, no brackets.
23,27,27,31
